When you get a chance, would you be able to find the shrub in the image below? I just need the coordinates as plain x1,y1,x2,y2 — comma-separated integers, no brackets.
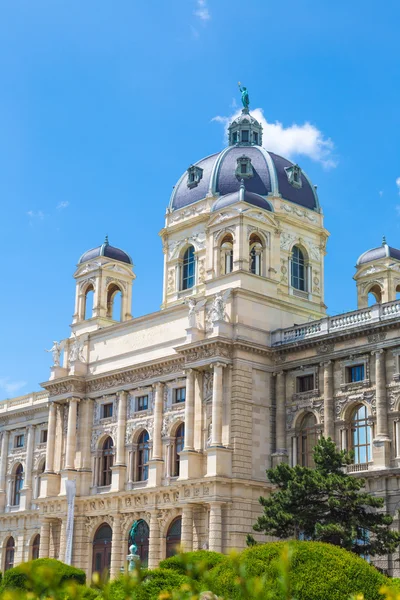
108,568,190,600
208,541,389,600
2,558,86,592
159,550,224,575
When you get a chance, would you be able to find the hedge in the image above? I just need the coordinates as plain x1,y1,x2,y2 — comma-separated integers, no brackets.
108,568,190,600
1,558,86,592
159,550,224,575
207,541,389,600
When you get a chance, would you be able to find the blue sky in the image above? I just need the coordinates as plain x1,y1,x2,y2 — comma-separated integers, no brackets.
1,0,400,398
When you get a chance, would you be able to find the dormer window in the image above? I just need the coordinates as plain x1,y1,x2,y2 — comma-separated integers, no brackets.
235,155,253,180
285,164,303,189
187,165,203,189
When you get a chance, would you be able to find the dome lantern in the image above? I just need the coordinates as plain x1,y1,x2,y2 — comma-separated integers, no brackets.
228,108,263,147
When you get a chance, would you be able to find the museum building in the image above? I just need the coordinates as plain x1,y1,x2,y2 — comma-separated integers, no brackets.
2,101,400,577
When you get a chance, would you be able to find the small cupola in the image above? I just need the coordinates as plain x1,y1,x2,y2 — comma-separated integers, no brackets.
228,110,263,147
354,236,400,308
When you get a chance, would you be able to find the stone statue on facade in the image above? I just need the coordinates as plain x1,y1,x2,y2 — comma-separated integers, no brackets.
238,82,250,110
208,289,232,325
185,297,206,328
45,341,63,367
69,333,85,363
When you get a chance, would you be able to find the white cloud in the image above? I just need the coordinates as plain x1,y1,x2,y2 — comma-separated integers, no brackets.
379,190,384,197
0,377,27,397
194,0,210,21
396,177,400,195
57,201,69,210
212,107,337,169
27,210,45,220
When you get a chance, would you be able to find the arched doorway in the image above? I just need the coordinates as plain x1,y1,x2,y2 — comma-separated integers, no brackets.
166,517,182,558
129,519,149,567
92,523,112,577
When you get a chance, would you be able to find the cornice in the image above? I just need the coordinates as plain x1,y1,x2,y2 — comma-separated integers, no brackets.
40,377,86,399
175,337,233,366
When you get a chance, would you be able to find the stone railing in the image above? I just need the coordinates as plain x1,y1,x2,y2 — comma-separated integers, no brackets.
272,300,400,346
0,391,48,413
346,463,370,473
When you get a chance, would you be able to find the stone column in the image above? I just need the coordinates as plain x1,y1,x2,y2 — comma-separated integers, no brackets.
148,511,160,569
115,391,127,466
59,518,67,563
110,515,122,578
211,363,224,447
272,371,287,465
291,436,298,466
39,519,51,558
209,502,223,553
23,426,35,490
152,383,164,460
375,350,389,438
194,372,203,451
184,370,195,451
396,420,400,457
181,505,193,552
65,398,79,470
323,361,335,440
45,403,57,472
80,399,93,471
0,430,9,492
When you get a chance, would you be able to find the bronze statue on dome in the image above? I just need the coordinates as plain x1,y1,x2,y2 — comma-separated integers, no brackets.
238,82,250,110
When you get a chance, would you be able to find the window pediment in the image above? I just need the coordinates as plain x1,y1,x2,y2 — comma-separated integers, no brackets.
187,165,203,189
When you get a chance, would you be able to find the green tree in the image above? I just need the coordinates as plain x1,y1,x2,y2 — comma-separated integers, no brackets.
251,437,400,557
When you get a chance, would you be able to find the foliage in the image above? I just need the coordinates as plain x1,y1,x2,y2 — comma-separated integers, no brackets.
252,436,400,556
159,551,224,575
104,568,190,600
1,558,86,593
207,540,389,600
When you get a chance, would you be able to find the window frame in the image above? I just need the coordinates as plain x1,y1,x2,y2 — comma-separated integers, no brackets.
181,246,196,291
15,434,24,449
101,403,113,420
173,424,185,477
296,413,318,468
100,437,114,487
174,387,186,404
40,429,48,444
13,464,24,506
350,404,372,465
291,246,307,292
296,374,315,393
137,430,150,481
137,395,149,412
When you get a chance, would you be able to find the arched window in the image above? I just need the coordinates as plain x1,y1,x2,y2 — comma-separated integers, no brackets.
5,537,15,571
128,519,149,567
92,523,112,577
367,285,382,306
249,234,263,276
182,246,195,290
32,534,40,560
106,284,123,321
351,405,372,465
84,284,94,320
166,517,182,558
297,413,317,467
13,464,24,506
220,234,233,275
396,285,400,300
137,431,150,482
101,437,114,487
174,424,185,477
291,246,306,291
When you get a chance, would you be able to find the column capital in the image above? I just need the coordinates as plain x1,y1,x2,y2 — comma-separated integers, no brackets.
152,381,164,390
212,362,226,370
183,368,196,376
371,348,385,356
117,390,128,399
69,397,80,404
274,370,285,377
321,360,332,368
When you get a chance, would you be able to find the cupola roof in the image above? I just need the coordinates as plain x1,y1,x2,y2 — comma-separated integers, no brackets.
211,179,273,212
78,236,133,265
356,237,400,266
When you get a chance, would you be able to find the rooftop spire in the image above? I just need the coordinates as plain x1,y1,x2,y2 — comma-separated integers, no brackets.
104,235,109,246
382,235,387,246
228,83,262,147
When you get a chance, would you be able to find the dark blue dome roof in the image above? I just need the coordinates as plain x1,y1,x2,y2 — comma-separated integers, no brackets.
79,237,132,265
170,145,319,213
357,239,400,266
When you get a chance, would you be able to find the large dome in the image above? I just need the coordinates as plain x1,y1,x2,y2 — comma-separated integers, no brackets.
169,145,320,213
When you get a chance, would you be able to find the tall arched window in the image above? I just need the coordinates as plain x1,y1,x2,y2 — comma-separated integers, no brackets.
129,519,149,567
84,284,94,320
35,460,45,500
182,246,195,290
220,234,233,275
174,424,185,477
297,413,317,467
101,437,114,487
351,405,372,465
92,523,112,577
5,537,15,571
249,234,263,276
13,464,24,506
166,517,182,558
32,534,40,560
291,246,306,291
137,430,150,482
106,284,123,321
